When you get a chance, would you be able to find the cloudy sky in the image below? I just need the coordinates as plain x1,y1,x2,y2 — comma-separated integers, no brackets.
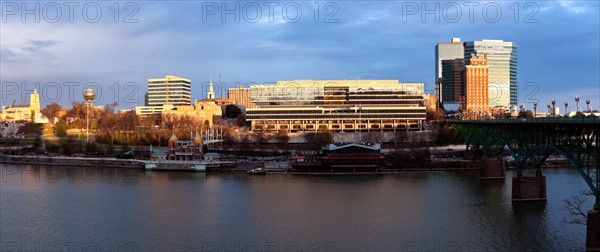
1,0,599,111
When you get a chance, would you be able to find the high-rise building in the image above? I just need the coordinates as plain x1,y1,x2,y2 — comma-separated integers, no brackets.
435,38,464,107
464,39,517,109
441,58,464,105
136,75,192,116
462,54,489,119
147,75,191,106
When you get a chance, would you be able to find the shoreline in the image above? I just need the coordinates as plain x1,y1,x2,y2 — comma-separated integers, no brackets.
0,154,574,173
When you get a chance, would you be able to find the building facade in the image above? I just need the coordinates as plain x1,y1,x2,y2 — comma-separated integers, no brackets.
227,86,255,108
147,75,191,106
462,54,489,119
246,80,427,132
435,38,464,107
463,39,517,110
166,134,203,161
1,89,45,123
136,75,192,117
441,58,464,106
161,100,222,126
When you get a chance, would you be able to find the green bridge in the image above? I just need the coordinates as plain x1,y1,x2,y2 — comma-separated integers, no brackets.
449,117,600,210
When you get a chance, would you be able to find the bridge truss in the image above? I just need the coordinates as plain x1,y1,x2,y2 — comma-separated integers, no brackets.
450,117,600,210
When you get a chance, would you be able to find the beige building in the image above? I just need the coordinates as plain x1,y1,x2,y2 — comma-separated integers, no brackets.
227,86,255,108
161,100,223,127
1,89,46,123
246,80,427,132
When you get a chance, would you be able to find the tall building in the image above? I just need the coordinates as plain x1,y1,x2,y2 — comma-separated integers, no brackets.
462,54,489,119
227,86,255,108
435,38,464,107
464,39,517,109
136,75,192,116
246,80,427,132
147,75,191,106
441,58,464,106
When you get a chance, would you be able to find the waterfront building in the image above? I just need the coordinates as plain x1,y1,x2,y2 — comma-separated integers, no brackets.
227,86,255,108
462,54,489,119
246,80,427,132
0,89,46,123
463,39,517,110
166,134,203,161
435,38,464,107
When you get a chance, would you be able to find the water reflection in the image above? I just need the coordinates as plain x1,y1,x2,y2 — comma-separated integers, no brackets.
0,164,590,251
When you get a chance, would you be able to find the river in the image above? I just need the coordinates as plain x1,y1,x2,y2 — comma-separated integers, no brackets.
0,164,592,251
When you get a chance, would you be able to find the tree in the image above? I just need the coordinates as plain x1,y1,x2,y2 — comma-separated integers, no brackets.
563,190,593,225
518,110,534,118
275,129,290,144
224,104,242,118
40,103,62,124
254,128,269,144
55,120,68,137
17,123,42,136
361,132,383,143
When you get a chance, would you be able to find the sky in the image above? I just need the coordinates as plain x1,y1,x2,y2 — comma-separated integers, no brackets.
1,0,599,111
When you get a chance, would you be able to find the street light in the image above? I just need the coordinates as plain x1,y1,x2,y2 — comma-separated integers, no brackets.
547,104,550,117
83,88,96,142
564,102,569,117
586,99,591,113
533,102,537,118
551,99,556,117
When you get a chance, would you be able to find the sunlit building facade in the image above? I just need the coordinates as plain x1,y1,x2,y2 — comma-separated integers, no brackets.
464,40,517,110
462,54,489,119
246,80,427,132
227,86,255,108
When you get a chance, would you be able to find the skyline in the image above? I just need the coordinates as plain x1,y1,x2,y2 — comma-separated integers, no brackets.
1,1,599,111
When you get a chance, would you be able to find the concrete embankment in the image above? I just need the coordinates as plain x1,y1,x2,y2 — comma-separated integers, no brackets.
0,155,144,169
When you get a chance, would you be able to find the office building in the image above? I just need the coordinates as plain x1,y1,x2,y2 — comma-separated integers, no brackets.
147,75,191,106
246,80,427,132
464,39,517,109
462,54,489,119
441,58,464,105
136,75,192,117
227,86,255,108
435,38,464,107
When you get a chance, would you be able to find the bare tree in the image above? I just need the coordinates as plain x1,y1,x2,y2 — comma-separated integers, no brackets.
563,189,594,225
361,132,383,143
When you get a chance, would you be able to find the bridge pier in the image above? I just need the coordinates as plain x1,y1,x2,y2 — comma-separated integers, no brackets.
588,210,600,251
512,175,547,201
479,157,505,179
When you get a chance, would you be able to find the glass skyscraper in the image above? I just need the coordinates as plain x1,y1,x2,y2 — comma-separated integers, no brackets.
463,40,517,110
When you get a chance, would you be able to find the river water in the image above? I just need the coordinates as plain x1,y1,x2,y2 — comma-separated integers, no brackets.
0,164,592,251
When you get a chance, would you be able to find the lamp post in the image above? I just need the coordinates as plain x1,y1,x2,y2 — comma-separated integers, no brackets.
551,99,556,117
547,104,550,117
586,99,591,113
564,102,569,117
83,88,96,142
533,102,537,118
575,95,580,113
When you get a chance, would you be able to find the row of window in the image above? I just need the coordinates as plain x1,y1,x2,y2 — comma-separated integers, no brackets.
247,114,426,120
